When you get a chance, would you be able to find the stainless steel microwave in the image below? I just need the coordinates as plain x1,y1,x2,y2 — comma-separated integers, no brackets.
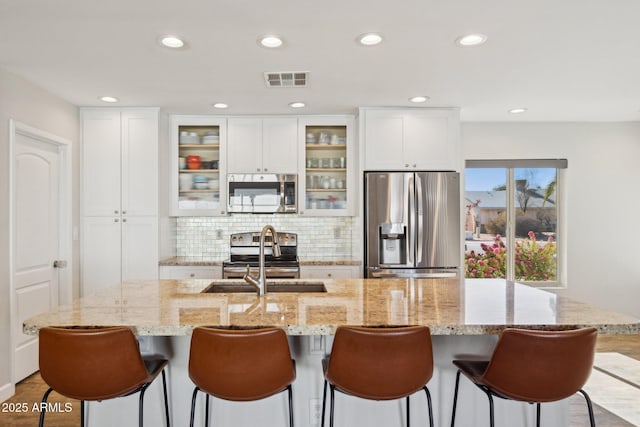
227,174,297,213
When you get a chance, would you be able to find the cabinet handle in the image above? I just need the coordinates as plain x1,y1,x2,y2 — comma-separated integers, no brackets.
327,273,332,278
114,218,119,222
122,210,127,214
404,164,409,168
257,168,261,172
122,218,127,222
412,164,417,168
190,273,195,278
114,210,119,214
264,167,268,172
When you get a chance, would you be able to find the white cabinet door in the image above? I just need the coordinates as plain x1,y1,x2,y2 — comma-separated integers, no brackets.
404,110,457,170
262,117,298,173
81,109,121,216
362,108,460,171
121,110,158,216
227,117,298,173
81,217,122,294
363,111,404,170
227,118,262,173
121,216,158,281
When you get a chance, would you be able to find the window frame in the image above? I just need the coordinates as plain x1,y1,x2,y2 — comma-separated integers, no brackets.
465,159,566,287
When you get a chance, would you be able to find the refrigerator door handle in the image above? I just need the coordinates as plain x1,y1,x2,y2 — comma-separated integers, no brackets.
416,174,424,263
368,269,458,279
407,174,415,265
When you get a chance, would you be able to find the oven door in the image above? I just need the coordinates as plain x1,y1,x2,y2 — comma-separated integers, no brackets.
223,265,300,279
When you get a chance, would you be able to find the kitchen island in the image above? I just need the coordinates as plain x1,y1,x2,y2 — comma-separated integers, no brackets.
24,278,639,427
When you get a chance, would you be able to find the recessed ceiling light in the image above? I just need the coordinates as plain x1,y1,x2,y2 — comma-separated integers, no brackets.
409,96,430,103
357,33,383,46
99,96,119,103
259,35,283,48
288,101,306,108
160,35,185,49
455,33,488,47
212,103,229,109
508,108,528,114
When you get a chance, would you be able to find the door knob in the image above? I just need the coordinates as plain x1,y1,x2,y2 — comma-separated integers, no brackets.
53,260,67,268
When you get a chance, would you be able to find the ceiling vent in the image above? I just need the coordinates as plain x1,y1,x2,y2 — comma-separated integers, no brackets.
264,71,309,87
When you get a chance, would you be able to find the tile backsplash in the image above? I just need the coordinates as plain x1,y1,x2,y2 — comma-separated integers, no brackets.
176,215,360,260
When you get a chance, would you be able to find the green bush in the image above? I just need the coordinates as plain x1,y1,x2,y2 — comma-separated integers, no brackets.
484,212,554,238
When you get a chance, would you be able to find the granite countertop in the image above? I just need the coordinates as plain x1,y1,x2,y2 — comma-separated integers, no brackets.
159,257,361,266
23,278,639,337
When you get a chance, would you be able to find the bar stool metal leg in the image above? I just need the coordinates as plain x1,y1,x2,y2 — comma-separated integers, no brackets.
450,370,462,427
81,400,85,427
578,389,596,427
423,386,434,427
189,387,199,427
536,402,541,427
329,384,336,427
161,369,171,426
321,380,328,427
484,390,495,427
287,384,294,427
407,395,411,427
205,394,210,426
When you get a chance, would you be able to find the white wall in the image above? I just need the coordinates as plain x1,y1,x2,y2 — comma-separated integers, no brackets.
462,122,640,317
0,67,79,399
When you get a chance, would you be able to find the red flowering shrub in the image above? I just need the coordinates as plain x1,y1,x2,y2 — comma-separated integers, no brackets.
465,232,556,281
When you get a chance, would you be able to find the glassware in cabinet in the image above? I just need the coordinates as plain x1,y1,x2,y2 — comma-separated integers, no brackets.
303,124,348,211
171,116,227,216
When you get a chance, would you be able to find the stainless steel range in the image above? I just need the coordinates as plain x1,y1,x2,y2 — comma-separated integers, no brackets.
222,231,300,279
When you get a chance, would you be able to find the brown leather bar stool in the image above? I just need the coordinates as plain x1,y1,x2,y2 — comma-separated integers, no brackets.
450,327,598,427
38,326,170,427
188,327,296,426
321,325,435,427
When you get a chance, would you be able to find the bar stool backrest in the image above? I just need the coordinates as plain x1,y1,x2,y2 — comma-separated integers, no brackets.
325,326,433,400
39,326,151,401
482,327,598,402
188,327,296,401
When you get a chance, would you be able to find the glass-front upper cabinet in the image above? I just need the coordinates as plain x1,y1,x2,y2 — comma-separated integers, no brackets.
170,115,227,216
298,116,356,216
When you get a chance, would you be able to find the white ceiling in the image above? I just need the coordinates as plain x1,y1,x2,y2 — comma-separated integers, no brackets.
1,0,639,121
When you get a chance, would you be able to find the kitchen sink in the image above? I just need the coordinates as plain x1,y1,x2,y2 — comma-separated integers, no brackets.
201,280,327,294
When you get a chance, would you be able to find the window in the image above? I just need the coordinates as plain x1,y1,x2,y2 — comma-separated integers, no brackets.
464,159,566,285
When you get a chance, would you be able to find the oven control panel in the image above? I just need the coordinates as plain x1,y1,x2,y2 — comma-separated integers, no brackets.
230,232,297,247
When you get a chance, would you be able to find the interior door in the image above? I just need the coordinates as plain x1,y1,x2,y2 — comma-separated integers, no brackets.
11,133,61,382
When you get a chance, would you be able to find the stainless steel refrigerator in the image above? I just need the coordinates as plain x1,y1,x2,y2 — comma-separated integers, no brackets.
364,171,461,278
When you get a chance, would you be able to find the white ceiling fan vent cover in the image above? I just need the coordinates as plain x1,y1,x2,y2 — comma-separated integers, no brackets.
264,71,309,87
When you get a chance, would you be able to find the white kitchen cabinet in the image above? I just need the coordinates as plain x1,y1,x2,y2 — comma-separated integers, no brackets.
227,117,298,174
300,265,361,279
361,108,460,171
82,216,159,293
82,109,158,216
170,115,227,216
298,115,357,216
80,108,159,295
159,266,222,280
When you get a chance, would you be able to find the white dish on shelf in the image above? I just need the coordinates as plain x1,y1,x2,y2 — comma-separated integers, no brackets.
179,135,200,144
202,135,220,144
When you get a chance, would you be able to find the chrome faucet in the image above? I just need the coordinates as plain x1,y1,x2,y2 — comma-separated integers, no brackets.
243,225,281,296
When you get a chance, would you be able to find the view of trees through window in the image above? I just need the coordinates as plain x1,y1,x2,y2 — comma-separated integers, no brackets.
464,166,559,283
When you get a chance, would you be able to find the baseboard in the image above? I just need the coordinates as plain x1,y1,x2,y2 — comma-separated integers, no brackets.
0,381,15,403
